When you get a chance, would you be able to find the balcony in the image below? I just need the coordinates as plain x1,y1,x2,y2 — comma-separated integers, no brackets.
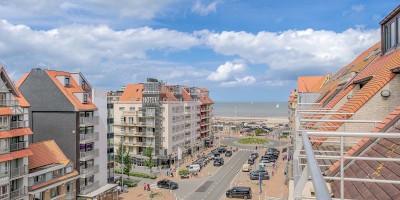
134,142,152,147
80,149,99,161
0,193,9,200
80,181,99,195
10,121,28,129
144,112,155,117
10,141,27,152
10,187,27,199
10,165,28,178
0,146,9,155
79,132,99,144
0,171,9,185
0,99,19,107
79,117,95,127
81,165,99,177
65,192,76,200
136,132,155,137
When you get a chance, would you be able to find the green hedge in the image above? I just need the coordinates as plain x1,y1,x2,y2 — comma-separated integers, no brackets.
123,180,137,187
115,169,157,179
238,138,268,144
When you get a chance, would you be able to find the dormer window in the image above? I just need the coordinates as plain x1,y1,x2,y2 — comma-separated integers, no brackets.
65,77,70,87
83,93,89,103
381,7,400,54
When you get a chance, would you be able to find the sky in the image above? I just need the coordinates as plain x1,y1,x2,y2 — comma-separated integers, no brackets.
0,0,398,102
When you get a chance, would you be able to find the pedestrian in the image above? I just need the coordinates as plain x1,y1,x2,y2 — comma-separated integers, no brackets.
147,184,151,191
144,183,147,191
171,172,174,177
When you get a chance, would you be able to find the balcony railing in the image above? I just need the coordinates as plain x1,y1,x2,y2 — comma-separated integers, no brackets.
80,149,99,161
0,171,9,185
10,187,27,199
10,141,27,152
0,193,9,200
10,121,28,129
81,165,99,177
144,112,155,117
65,192,76,200
80,181,99,195
136,132,154,137
79,117,95,127
10,165,28,178
0,146,9,155
79,132,99,143
0,99,19,107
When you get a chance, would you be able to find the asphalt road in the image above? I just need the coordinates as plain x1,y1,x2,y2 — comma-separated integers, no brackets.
185,149,252,200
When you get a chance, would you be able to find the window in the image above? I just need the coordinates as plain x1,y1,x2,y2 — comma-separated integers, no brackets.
83,93,88,103
398,18,400,44
66,182,72,193
119,107,125,111
53,169,62,177
50,186,61,198
391,22,396,47
65,166,72,174
0,116,8,130
130,107,135,111
34,174,46,183
0,93,5,106
65,77,70,87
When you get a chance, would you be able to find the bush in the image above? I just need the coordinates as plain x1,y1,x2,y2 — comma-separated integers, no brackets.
114,169,157,179
238,138,268,145
150,175,157,179
178,168,189,176
123,180,137,187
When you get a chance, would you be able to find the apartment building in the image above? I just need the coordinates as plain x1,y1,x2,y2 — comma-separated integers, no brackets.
0,67,31,200
290,5,400,199
113,78,213,167
198,88,214,147
17,68,116,199
28,140,79,200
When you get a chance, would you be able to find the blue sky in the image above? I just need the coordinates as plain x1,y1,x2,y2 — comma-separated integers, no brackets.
0,0,398,102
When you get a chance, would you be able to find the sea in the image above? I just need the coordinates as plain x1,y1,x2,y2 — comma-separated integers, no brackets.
213,102,289,118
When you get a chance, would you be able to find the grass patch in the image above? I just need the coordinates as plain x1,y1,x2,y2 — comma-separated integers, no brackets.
115,169,157,179
238,138,268,145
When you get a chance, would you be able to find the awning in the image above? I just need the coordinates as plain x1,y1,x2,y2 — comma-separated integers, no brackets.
78,184,118,198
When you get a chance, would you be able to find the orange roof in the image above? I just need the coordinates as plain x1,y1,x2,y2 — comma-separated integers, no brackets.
0,107,12,115
297,76,325,92
201,88,209,92
45,70,97,111
0,149,33,163
198,90,213,104
0,128,33,139
29,170,79,191
15,72,29,88
0,67,30,107
119,84,143,102
29,140,71,170
182,88,193,101
161,86,178,101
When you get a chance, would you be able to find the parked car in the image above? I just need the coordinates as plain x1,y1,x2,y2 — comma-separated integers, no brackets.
242,163,252,172
226,186,252,199
249,170,270,180
248,158,255,165
214,157,224,166
157,179,179,190
259,159,270,164
193,158,207,167
189,164,201,173
218,147,227,153
225,150,233,157
251,152,259,159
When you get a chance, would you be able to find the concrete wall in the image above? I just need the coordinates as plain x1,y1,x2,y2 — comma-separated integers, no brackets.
92,89,108,187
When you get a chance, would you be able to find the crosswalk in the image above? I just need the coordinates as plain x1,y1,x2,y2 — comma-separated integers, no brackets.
264,196,283,200
238,148,257,152
148,183,158,189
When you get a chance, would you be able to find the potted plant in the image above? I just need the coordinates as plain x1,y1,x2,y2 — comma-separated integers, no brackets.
178,168,190,179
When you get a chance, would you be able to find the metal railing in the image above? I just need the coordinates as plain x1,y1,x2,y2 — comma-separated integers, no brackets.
10,165,28,178
79,116,94,127
0,171,9,185
10,141,27,152
80,181,99,195
80,132,99,143
0,99,19,107
81,165,99,177
80,149,99,161
294,131,400,200
10,121,28,129
10,187,27,199
0,146,9,154
0,193,9,200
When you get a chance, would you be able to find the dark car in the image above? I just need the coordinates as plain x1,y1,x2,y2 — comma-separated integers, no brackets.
214,157,224,166
251,152,259,159
226,186,252,199
193,158,207,167
249,170,270,180
248,158,255,165
218,147,227,153
157,179,179,190
262,155,277,162
225,150,233,157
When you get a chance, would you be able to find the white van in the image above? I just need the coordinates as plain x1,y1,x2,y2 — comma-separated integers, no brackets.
189,164,201,172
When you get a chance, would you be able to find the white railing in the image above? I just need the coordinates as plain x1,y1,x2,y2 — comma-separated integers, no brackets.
10,187,27,199
80,181,99,195
0,99,19,107
79,117,94,126
10,165,28,178
81,165,99,177
80,149,99,160
10,120,28,129
0,146,9,154
80,132,99,143
0,193,9,200
10,141,27,152
0,171,9,185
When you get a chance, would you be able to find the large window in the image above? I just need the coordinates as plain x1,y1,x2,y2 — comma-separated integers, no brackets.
50,186,61,198
0,116,8,130
398,18,400,44
34,174,45,183
391,22,396,47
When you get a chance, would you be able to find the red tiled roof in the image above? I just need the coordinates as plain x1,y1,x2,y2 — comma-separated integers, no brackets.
119,84,143,102
0,149,33,162
0,128,33,139
297,76,325,93
29,170,79,191
29,140,71,170
182,88,193,101
0,107,12,115
45,70,97,111
0,67,30,107
198,88,213,105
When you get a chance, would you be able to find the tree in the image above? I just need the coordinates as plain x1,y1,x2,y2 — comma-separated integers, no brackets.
144,147,154,173
116,140,127,165
255,128,265,136
123,151,133,178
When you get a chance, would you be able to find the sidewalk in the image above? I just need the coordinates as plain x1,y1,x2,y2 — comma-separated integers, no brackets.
118,183,176,200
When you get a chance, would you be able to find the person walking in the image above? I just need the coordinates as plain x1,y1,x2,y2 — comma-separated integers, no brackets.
171,171,174,177
144,183,147,191
147,183,151,191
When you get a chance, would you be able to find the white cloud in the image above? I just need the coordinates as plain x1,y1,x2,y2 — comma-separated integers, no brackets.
207,61,246,81
192,0,220,16
351,4,364,12
197,28,379,73
220,76,256,87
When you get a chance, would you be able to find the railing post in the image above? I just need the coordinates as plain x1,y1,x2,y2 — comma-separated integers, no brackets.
340,135,344,200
